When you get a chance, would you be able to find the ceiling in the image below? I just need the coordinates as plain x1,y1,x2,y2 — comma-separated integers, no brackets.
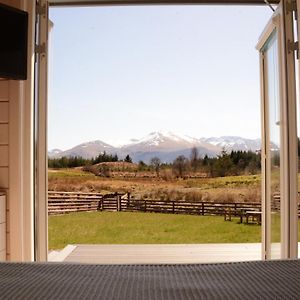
49,0,280,6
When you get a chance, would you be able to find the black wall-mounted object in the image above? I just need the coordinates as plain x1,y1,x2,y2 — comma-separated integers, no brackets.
0,3,28,80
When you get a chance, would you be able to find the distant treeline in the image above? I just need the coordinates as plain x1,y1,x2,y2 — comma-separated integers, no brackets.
199,149,261,177
48,148,262,177
48,152,133,168
149,149,261,178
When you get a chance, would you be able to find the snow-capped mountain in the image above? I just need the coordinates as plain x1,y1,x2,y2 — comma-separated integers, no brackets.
48,132,262,163
121,131,215,152
48,149,63,157
200,136,262,152
49,140,117,159
117,131,220,163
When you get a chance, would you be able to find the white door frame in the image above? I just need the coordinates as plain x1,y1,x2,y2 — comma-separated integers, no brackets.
34,0,298,261
257,0,298,259
282,0,298,259
35,0,49,262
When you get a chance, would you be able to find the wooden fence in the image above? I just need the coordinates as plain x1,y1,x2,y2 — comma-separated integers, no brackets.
48,191,126,215
48,191,263,216
48,191,103,214
47,191,300,217
120,199,262,216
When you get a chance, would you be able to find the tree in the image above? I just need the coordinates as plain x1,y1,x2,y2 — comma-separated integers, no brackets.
214,148,233,177
203,154,209,166
124,154,132,163
172,155,188,178
190,147,199,172
93,151,119,164
150,157,161,177
112,154,119,162
138,160,147,171
98,163,110,177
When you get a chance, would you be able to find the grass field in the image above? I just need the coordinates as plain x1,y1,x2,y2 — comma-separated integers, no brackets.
48,211,263,250
48,169,300,250
48,168,262,202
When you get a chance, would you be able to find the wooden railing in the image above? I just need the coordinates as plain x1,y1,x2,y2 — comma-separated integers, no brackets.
48,191,103,214
48,191,300,217
120,199,261,216
48,191,262,216
48,191,128,215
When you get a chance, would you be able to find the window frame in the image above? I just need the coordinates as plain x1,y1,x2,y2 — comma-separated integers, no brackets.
34,0,297,262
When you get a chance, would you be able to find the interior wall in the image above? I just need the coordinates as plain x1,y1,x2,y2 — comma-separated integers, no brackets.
0,0,35,261
0,80,9,260
0,0,21,262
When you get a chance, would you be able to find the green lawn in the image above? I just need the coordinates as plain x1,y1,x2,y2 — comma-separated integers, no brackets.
48,169,93,179
49,211,262,250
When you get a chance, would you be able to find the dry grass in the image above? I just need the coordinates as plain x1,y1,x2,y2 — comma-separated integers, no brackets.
48,168,262,203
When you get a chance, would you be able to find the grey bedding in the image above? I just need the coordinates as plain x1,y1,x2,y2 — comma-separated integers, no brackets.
0,260,300,299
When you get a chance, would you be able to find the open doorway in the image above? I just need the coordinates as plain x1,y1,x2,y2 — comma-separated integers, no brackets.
46,4,274,263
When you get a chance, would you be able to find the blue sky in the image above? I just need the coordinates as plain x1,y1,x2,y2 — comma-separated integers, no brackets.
48,5,273,150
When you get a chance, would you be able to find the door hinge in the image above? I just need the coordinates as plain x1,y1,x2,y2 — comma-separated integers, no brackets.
286,0,297,13
35,43,46,55
264,0,275,12
36,2,47,16
288,40,299,58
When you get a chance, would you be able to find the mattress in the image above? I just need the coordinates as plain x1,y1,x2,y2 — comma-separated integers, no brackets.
0,260,300,299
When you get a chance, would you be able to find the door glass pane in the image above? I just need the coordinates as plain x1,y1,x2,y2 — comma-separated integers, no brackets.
265,31,281,259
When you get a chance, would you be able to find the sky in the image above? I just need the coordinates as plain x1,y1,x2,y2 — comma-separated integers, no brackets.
48,5,273,151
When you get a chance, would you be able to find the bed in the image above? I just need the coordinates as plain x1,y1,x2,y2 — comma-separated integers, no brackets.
0,260,300,299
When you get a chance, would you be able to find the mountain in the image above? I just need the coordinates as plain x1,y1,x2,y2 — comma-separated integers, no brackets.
48,132,262,163
48,149,63,157
200,136,261,153
118,132,220,162
121,131,218,152
49,140,117,159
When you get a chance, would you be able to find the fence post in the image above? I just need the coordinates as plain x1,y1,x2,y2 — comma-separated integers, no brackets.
144,200,147,212
97,198,102,211
202,202,205,215
117,195,121,212
126,192,130,211
172,201,175,214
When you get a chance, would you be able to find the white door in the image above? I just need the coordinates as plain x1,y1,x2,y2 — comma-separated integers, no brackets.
257,0,298,260
35,0,49,262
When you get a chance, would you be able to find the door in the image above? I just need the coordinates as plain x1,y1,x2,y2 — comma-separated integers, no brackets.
35,0,49,262
257,0,298,260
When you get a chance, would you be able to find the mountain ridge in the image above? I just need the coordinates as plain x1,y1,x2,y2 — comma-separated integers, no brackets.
48,132,263,163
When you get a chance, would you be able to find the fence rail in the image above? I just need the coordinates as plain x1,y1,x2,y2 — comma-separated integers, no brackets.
48,191,265,216
48,191,125,215
121,199,262,216
47,191,300,217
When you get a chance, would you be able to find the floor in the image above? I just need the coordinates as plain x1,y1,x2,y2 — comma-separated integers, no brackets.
49,243,264,264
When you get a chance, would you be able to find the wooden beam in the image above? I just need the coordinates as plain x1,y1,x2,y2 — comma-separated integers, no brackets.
49,0,279,7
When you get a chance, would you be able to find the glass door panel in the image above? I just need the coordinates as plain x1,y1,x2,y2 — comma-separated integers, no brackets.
258,0,298,259
263,31,281,259
266,32,281,258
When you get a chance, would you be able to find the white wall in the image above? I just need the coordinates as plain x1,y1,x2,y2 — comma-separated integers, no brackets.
0,0,35,261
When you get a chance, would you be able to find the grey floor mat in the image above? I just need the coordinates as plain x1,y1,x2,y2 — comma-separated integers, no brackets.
0,260,300,299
